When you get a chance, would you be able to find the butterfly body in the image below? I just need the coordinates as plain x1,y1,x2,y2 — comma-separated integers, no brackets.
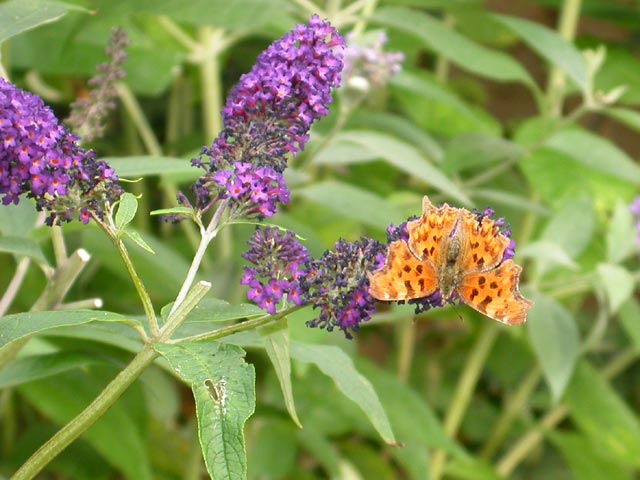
369,196,533,325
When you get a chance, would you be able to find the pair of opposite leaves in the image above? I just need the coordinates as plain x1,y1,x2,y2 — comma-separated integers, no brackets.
369,196,533,325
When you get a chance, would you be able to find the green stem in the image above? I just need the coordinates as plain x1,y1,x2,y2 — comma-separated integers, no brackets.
292,0,326,17
0,257,31,317
495,348,639,477
545,0,583,117
116,83,163,156
170,306,300,344
395,317,416,383
430,323,500,480
11,345,158,480
114,238,157,338
326,0,342,18
350,0,378,36
161,281,211,339
51,226,68,265
480,366,542,459
434,14,455,83
198,27,223,142
93,216,157,338
32,249,91,311
167,199,228,319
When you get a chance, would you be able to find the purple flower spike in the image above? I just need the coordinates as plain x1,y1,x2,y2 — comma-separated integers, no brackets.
0,78,122,225
342,31,404,91
241,227,310,313
301,237,385,338
187,16,344,218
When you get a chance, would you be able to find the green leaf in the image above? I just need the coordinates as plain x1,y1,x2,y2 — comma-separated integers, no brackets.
0,352,101,388
545,129,640,184
527,292,580,402
166,298,263,325
518,240,578,271
295,181,405,231
493,14,588,92
290,342,396,445
155,341,256,480
550,432,632,480
536,197,595,276
115,193,138,230
149,206,194,217
335,130,471,205
472,189,549,215
564,361,640,468
43,322,143,355
605,107,640,133
0,0,85,44
342,442,397,480
260,321,301,427
347,110,445,163
0,310,125,350
444,457,503,480
442,133,525,174
0,200,39,236
391,70,500,137
618,299,640,350
372,7,534,86
355,359,465,456
105,156,197,178
135,0,294,30
19,365,152,479
0,236,50,266
247,419,297,478
124,230,156,255
596,263,635,314
606,199,636,263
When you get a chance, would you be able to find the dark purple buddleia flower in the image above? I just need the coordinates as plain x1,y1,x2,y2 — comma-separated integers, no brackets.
301,237,386,338
66,28,129,142
241,227,309,314
630,197,640,246
186,15,344,219
0,78,122,225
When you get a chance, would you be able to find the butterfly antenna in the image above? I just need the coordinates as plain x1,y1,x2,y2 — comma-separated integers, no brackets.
451,303,465,323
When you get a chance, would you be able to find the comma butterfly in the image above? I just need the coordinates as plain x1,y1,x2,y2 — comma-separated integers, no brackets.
368,196,533,324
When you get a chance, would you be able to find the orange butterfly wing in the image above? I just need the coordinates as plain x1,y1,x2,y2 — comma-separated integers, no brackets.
406,196,459,264
368,239,438,301
457,212,511,271
455,210,532,324
457,259,533,325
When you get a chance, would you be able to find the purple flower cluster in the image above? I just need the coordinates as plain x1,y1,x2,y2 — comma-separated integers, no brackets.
188,15,344,217
630,197,640,245
302,237,386,338
342,31,404,92
241,227,309,314
0,78,121,225
66,28,129,142
240,228,385,337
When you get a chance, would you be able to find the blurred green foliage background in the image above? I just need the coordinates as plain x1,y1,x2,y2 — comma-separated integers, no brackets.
1,0,640,479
